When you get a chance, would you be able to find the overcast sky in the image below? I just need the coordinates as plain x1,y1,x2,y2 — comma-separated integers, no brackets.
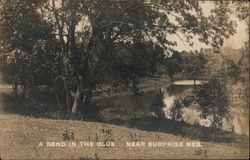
224,20,248,48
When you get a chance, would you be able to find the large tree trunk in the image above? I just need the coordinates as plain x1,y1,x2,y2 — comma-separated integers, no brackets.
70,84,81,120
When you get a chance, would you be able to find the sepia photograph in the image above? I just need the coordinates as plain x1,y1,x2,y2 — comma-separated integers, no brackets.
0,0,249,159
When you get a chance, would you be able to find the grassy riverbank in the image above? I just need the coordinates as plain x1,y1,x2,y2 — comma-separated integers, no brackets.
0,114,249,160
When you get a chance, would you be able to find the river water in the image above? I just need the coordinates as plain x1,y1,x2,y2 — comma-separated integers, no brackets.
162,81,249,135
95,80,249,136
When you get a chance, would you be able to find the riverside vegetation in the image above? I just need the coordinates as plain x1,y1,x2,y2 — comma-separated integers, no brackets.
0,0,249,159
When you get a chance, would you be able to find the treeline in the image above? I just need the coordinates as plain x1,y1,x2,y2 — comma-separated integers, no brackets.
0,0,247,119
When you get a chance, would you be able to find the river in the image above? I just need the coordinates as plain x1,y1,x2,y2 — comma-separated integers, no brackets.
95,80,249,136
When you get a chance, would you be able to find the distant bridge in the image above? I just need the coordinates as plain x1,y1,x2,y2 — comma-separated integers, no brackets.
172,80,208,85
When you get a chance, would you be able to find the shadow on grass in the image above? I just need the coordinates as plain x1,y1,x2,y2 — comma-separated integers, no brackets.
1,91,248,149
1,90,104,121
104,116,249,148
0,90,59,119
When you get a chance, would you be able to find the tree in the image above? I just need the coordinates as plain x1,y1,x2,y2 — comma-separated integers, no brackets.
226,59,240,83
150,89,165,118
194,77,229,129
0,0,52,96
165,52,183,78
181,51,208,82
170,98,184,121
0,0,238,119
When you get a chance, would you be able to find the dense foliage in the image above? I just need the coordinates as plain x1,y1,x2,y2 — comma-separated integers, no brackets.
0,0,238,119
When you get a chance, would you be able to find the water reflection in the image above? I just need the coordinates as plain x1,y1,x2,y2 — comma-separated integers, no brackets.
162,82,249,136
223,108,249,135
95,81,249,136
94,90,164,121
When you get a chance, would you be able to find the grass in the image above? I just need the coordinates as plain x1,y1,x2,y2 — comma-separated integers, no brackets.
0,114,249,160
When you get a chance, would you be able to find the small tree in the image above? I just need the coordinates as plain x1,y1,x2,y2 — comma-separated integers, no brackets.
170,98,184,121
194,77,229,129
226,59,240,83
150,90,165,118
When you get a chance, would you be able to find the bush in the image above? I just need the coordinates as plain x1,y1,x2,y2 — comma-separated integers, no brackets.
170,98,184,121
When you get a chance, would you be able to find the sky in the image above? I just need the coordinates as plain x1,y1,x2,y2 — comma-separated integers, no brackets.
224,21,248,48
174,1,249,52
174,21,248,51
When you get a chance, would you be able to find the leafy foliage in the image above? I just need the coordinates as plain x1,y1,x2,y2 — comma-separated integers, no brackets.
147,89,165,118
170,98,184,121
165,52,183,78
194,77,229,128
181,51,208,80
